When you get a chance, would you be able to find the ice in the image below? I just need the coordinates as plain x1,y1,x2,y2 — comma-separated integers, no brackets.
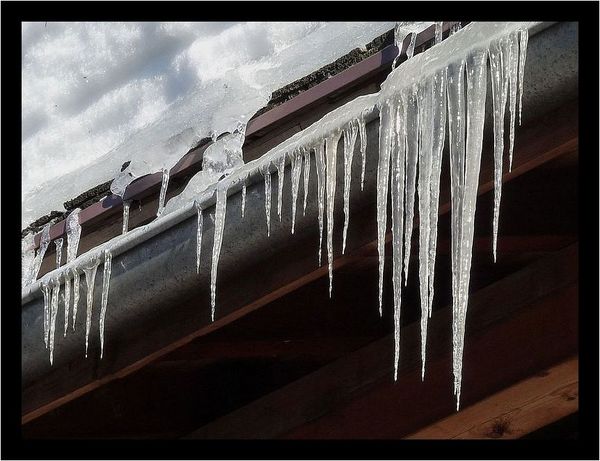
403,87,419,286
195,201,203,274
54,238,64,269
358,113,367,191
99,250,113,359
63,271,71,336
27,224,51,286
241,181,247,219
342,120,358,254
122,200,131,234
262,165,272,237
210,186,227,321
49,277,60,365
302,148,311,215
435,22,443,44
290,149,303,234
518,30,529,126
325,131,342,297
276,156,285,221
314,140,326,266
392,22,435,68
376,101,393,317
66,208,82,263
83,256,100,357
507,31,519,172
22,233,35,289
41,281,50,347
71,268,81,330
156,168,170,217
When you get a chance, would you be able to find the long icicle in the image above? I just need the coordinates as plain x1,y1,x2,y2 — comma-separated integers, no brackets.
262,165,272,237
358,112,368,191
122,200,131,234
42,281,50,347
66,208,82,331
54,238,63,269
241,180,247,219
99,250,112,359
302,147,311,215
342,120,358,254
376,101,393,317
29,224,51,285
195,201,203,274
314,140,326,266
403,86,419,286
83,257,100,358
506,31,519,172
517,29,529,126
156,168,170,217
63,271,71,337
210,186,227,322
325,131,341,297
276,156,285,221
290,150,302,234
49,277,60,365
71,268,80,330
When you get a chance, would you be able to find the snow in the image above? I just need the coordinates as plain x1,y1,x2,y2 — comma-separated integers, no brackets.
22,21,395,229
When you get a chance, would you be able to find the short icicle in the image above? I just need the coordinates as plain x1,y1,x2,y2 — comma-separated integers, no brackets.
83,257,100,358
195,201,203,274
99,250,113,359
156,168,170,217
122,200,131,234
302,148,311,215
290,150,303,234
276,156,285,221
262,165,272,237
54,238,64,269
49,277,60,365
342,120,358,254
210,186,227,322
314,140,326,266
325,131,341,297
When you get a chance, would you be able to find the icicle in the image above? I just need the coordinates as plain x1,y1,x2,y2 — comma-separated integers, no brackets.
49,277,60,365
156,168,170,217
41,281,50,347
435,22,443,45
450,22,462,36
325,131,341,297
517,29,529,126
390,97,406,380
195,201,203,274
54,238,63,269
262,165,272,237
241,181,247,219
358,113,368,191
417,78,434,380
403,86,419,286
66,208,82,263
406,33,417,60
22,233,35,288
63,271,71,336
376,101,393,317
28,224,51,285
506,31,519,172
83,257,100,358
342,121,358,254
392,25,409,69
276,156,285,221
489,39,510,263
302,148,311,215
122,200,131,234
71,268,80,330
210,186,227,322
99,250,112,359
290,150,302,234
314,140,326,266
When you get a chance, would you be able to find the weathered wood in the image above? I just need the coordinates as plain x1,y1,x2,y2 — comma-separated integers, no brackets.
406,356,578,439
185,244,578,439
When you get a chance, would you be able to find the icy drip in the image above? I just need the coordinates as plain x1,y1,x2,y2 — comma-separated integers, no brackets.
376,101,393,317
406,33,417,60
63,271,71,336
448,49,488,411
29,224,51,285
276,156,285,221
403,88,419,286
290,150,303,234
54,238,64,269
489,39,510,263
71,268,80,330
210,187,227,322
195,201,203,274
506,31,519,172
417,79,434,380
262,166,272,237
342,121,358,254
302,148,311,215
325,132,341,297
22,233,35,288
99,250,112,359
49,277,60,365
41,281,50,347
156,168,170,217
241,181,247,219
122,201,131,234
314,140,326,266
517,30,529,126
390,97,406,380
83,258,100,358
66,208,82,263
358,113,367,191
435,22,443,44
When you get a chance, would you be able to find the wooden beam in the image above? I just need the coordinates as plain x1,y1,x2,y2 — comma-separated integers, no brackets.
406,356,578,439
185,244,578,439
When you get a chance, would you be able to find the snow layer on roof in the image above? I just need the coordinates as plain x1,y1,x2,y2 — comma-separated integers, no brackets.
22,21,395,228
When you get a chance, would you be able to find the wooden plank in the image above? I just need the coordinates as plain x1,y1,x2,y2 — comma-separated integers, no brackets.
406,356,578,439
185,244,578,439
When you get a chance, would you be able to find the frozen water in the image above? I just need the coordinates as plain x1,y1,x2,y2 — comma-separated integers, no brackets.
156,168,170,217
49,277,60,365
22,233,35,289
210,186,227,321
71,268,80,330
195,200,204,274
342,120,358,254
27,224,51,286
262,165,272,237
276,156,285,221
99,250,113,359
122,201,131,234
302,148,311,215
314,140,326,266
290,150,303,234
54,238,64,269
325,131,341,297
83,256,100,357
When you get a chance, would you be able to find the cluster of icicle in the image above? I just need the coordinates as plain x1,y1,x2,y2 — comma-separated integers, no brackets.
24,207,114,364
25,22,529,411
